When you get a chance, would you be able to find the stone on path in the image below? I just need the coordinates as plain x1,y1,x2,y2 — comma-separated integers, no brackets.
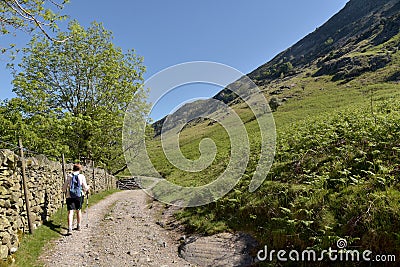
179,232,259,267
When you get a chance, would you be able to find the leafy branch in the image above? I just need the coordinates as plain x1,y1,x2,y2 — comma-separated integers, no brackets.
0,0,70,42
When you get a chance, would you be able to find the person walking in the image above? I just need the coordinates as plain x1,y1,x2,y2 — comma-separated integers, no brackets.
62,163,90,235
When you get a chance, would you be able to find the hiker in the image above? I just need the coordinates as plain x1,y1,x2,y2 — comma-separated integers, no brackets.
62,163,90,235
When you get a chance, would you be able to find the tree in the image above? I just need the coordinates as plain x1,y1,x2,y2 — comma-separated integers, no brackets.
279,62,293,76
0,98,66,158
0,99,24,144
0,0,69,41
269,97,281,112
11,21,149,173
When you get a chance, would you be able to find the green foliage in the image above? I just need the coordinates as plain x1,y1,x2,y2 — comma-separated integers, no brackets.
268,97,281,112
257,61,294,80
0,0,69,44
173,101,400,253
145,31,400,253
0,98,69,157
325,37,334,46
279,61,293,75
147,73,400,255
5,21,148,172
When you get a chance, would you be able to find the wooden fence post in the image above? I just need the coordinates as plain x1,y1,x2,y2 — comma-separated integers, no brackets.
61,153,67,202
104,169,108,190
61,154,67,183
18,138,34,234
92,160,96,193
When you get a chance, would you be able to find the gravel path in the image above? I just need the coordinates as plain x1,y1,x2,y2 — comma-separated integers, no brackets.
40,190,194,267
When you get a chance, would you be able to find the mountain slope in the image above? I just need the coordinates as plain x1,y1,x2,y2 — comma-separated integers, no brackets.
154,0,400,136
147,0,400,257
248,0,400,83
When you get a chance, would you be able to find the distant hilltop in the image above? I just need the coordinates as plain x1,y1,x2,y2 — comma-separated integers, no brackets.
153,0,400,135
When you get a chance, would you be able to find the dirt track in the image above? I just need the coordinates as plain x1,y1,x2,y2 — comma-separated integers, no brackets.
40,190,193,267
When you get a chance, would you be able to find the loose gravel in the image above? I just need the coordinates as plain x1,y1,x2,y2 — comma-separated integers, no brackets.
40,190,194,267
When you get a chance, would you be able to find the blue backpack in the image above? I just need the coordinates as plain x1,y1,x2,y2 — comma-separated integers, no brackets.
69,174,82,198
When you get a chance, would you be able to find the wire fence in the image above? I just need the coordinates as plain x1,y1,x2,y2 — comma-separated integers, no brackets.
1,138,73,162
0,137,112,179
0,139,20,153
0,137,123,196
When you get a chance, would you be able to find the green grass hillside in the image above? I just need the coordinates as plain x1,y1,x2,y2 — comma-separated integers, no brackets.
146,32,400,263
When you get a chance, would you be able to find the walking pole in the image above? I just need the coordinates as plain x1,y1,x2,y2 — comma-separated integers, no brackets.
86,191,89,228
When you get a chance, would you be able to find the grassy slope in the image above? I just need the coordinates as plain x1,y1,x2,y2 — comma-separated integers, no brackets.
146,33,400,259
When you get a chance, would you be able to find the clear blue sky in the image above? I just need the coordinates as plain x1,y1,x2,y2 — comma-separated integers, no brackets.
0,0,349,120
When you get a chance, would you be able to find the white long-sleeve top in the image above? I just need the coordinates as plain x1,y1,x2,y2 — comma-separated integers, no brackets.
62,171,90,198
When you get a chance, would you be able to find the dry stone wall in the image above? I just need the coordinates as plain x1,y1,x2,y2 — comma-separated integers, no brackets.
0,149,116,260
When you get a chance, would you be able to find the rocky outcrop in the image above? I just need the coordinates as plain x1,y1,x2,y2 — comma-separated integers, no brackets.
313,53,391,81
0,149,116,260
